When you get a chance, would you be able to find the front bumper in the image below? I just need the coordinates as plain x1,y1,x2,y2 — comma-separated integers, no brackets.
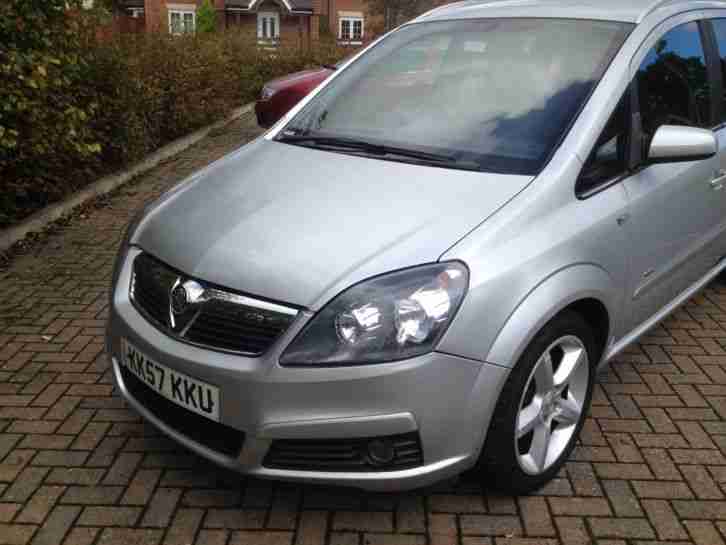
107,248,510,491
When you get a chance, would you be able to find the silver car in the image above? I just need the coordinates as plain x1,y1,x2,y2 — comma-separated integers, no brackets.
107,0,726,493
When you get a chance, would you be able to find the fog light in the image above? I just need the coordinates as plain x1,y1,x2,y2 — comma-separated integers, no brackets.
367,439,395,466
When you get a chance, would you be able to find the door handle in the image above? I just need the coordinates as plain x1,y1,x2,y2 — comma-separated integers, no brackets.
711,170,726,191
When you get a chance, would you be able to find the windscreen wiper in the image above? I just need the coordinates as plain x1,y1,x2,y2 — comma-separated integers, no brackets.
277,134,481,171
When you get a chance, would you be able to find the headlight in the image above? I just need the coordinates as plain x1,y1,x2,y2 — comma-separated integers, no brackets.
260,86,277,101
111,204,150,294
123,204,148,247
279,262,468,366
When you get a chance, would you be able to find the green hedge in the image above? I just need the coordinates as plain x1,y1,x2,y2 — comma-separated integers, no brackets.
0,5,350,228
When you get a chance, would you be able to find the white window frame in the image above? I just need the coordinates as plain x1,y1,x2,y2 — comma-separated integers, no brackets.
169,7,196,35
258,11,281,44
129,7,144,18
339,16,364,44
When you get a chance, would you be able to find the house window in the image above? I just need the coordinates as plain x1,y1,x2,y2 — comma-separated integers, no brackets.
129,8,144,18
339,16,364,43
258,12,280,42
169,9,195,34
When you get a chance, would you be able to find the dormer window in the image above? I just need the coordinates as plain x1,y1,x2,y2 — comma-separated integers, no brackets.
258,11,280,43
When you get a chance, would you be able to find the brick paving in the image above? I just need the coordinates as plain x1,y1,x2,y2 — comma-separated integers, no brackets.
2,112,726,544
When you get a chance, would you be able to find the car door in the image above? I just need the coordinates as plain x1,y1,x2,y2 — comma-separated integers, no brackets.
621,18,723,331
705,17,726,263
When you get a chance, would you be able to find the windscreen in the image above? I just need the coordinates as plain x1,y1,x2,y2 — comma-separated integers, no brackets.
280,18,632,175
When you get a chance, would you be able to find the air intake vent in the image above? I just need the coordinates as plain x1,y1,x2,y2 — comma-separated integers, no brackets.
263,433,424,472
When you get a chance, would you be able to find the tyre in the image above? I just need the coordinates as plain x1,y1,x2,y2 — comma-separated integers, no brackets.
476,310,597,494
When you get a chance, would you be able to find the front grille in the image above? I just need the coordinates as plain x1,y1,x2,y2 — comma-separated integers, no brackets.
132,253,177,327
263,433,424,472
185,299,289,354
130,253,298,356
120,365,244,458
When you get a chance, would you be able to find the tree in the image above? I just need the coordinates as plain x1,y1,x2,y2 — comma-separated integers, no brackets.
365,0,447,31
197,0,217,33
93,0,126,14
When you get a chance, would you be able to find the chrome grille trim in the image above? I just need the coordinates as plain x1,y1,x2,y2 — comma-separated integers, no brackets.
203,288,298,316
129,252,299,356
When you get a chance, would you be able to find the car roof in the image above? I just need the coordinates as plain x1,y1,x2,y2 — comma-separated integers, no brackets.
416,0,726,24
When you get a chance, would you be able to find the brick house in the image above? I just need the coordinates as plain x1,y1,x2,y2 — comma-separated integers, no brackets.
119,0,368,46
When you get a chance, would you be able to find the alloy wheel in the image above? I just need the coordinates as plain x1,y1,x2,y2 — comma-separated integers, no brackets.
515,335,589,475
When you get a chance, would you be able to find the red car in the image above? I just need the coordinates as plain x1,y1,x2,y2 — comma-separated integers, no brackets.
255,65,336,128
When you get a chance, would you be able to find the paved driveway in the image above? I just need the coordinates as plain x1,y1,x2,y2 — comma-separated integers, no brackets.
2,112,726,545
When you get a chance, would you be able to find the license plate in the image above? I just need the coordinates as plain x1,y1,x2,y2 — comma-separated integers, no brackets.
121,339,220,422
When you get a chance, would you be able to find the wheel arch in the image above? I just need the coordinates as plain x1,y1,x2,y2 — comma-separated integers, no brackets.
485,264,618,369
565,297,610,364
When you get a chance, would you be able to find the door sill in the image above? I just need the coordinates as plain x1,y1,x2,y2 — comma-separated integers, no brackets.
604,257,726,365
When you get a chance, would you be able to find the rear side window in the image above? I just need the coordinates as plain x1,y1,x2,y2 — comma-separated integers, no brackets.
637,22,711,143
709,19,726,123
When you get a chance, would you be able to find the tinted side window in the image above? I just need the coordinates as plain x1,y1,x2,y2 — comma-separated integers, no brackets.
578,92,631,195
637,22,711,143
710,19,726,123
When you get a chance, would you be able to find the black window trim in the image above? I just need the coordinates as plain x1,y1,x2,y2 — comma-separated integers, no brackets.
578,17,723,200
576,87,634,200
703,18,726,130
576,171,631,200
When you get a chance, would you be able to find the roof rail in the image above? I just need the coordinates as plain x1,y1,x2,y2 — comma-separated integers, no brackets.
415,0,529,22
639,0,726,22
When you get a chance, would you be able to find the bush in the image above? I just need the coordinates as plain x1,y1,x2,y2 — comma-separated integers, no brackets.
86,32,242,166
0,15,353,228
0,0,101,225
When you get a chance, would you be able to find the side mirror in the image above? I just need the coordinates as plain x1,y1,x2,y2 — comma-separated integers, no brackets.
648,125,717,164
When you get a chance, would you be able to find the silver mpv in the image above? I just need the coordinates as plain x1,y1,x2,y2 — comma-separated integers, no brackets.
107,0,726,493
